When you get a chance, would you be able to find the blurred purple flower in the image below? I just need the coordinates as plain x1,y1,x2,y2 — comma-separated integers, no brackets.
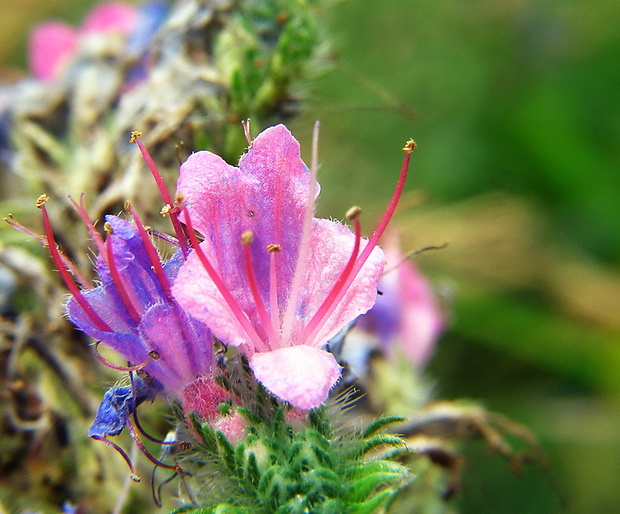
351,237,445,371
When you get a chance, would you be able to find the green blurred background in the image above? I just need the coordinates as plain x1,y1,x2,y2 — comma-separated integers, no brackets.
2,0,619,512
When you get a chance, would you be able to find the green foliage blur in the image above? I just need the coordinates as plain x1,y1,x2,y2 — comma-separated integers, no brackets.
1,0,619,512
293,1,620,512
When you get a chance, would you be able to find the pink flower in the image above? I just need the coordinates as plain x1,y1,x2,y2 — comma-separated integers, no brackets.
172,124,414,409
28,2,138,81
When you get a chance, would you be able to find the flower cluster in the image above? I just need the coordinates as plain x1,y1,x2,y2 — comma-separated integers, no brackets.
37,123,416,498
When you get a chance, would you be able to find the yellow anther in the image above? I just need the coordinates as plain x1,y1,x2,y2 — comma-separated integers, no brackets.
129,131,142,144
345,205,362,220
104,222,114,235
35,194,50,209
174,192,184,205
402,139,416,153
241,231,254,245
160,204,171,217
267,244,281,253
124,200,132,212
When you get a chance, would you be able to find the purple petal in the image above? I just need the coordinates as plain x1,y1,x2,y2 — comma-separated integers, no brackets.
138,303,213,394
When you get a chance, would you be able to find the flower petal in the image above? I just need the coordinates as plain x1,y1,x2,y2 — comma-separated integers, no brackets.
175,125,311,334
249,346,342,410
138,303,213,394
28,22,78,81
291,219,385,348
397,262,445,367
82,2,138,35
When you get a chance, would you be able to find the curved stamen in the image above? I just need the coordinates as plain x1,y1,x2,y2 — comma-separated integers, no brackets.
182,209,267,353
132,411,178,446
127,418,184,473
305,141,415,340
127,205,174,302
299,207,362,345
39,198,112,332
130,131,190,257
90,435,141,482
105,230,143,324
94,342,160,372
68,194,105,254
242,232,277,348
7,213,92,289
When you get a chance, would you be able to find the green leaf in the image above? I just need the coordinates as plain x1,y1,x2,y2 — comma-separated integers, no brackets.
362,416,406,438
347,472,405,503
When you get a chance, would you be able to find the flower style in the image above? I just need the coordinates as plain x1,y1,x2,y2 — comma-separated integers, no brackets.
172,124,414,410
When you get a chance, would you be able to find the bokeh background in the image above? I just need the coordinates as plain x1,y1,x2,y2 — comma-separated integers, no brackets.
1,0,619,512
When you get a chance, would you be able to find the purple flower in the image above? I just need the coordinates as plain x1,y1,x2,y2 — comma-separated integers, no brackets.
64,213,215,397
172,124,415,409
353,236,445,370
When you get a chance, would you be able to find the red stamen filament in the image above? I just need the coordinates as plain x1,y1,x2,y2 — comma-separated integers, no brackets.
242,234,277,349
348,143,414,282
68,194,105,254
128,206,174,302
7,214,92,289
182,209,267,353
90,435,141,482
130,132,189,257
94,342,159,372
40,203,112,332
300,213,362,345
302,142,414,344
105,236,144,324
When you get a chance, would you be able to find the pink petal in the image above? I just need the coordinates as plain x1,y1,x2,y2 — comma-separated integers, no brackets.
82,2,138,34
292,218,385,348
174,125,313,346
28,22,78,80
249,346,342,410
172,241,253,348
177,125,310,308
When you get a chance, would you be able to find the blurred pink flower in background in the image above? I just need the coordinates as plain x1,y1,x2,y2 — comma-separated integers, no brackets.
28,2,138,81
346,234,445,374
